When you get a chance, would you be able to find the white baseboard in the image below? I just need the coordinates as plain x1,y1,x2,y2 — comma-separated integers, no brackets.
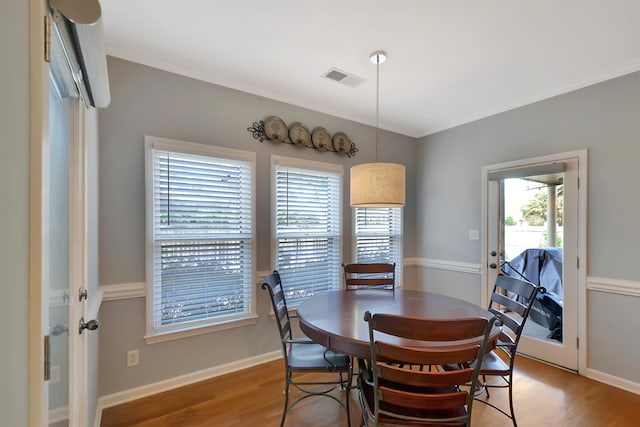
584,367,640,395
94,350,282,427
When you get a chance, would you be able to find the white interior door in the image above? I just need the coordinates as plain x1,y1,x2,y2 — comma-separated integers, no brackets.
484,153,585,372
43,14,89,427
47,65,74,427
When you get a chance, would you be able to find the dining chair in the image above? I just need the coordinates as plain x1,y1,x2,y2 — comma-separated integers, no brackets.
475,274,545,426
359,311,497,427
261,270,353,427
342,262,396,291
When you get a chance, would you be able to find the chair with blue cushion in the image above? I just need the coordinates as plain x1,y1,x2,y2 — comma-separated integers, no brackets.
261,270,352,427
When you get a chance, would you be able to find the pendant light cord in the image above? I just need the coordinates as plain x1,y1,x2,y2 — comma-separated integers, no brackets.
375,53,380,163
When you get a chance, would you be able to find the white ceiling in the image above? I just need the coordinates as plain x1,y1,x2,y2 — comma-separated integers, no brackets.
101,0,640,138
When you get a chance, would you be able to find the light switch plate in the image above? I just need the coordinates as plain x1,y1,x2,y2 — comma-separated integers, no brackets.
468,229,480,240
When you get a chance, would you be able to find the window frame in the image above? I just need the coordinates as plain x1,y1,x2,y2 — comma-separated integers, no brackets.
144,136,257,343
271,155,343,307
352,207,404,287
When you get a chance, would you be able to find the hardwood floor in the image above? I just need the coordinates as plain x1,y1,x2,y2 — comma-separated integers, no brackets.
101,357,639,426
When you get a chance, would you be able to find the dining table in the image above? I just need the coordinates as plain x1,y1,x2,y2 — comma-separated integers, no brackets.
296,289,500,359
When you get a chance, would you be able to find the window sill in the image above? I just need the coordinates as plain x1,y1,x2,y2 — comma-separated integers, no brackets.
144,315,259,344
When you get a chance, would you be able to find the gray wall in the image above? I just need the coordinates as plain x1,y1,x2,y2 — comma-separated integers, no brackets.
98,57,417,395
0,0,30,425
416,71,640,383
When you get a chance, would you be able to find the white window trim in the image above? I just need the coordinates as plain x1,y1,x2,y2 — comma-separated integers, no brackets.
271,155,343,307
351,207,404,287
144,135,256,343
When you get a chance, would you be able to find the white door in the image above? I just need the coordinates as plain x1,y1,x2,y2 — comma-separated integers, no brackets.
483,152,586,372
40,12,90,426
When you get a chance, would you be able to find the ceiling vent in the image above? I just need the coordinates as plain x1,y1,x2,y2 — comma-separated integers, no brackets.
322,67,366,88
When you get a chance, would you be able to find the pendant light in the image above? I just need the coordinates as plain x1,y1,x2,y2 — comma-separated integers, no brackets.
350,51,406,208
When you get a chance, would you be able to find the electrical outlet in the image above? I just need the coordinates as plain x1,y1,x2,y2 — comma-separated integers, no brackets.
127,349,139,367
468,229,480,240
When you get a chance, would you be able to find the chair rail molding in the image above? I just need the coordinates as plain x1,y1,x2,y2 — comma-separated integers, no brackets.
101,282,146,301
405,257,482,275
100,271,274,303
587,276,640,297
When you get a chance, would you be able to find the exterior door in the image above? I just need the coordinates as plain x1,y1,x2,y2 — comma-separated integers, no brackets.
483,152,586,372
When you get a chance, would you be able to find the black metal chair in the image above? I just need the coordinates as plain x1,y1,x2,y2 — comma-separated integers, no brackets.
261,270,352,427
475,274,545,426
359,311,497,427
342,262,396,291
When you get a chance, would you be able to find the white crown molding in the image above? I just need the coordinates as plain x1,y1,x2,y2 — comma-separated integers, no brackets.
405,257,482,275
587,276,640,298
94,350,282,427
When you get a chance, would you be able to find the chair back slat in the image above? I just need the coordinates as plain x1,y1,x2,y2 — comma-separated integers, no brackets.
380,386,469,410
343,262,396,291
378,359,474,387
371,313,489,342
491,292,527,317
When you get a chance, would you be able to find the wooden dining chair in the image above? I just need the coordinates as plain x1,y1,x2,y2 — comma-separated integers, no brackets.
261,270,353,427
359,311,497,427
342,262,396,291
473,274,545,426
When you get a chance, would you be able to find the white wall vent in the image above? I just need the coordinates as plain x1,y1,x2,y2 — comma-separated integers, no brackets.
322,67,366,88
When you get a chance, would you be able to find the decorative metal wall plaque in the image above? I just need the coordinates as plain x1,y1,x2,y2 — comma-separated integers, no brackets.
247,117,358,157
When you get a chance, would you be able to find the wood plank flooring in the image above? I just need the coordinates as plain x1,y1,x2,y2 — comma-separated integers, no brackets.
101,357,640,426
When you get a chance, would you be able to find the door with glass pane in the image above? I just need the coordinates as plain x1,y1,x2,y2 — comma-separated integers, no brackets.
46,25,89,426
47,59,74,426
485,155,582,371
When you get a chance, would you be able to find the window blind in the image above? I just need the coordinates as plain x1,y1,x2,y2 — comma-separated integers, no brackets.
274,161,342,304
149,145,254,333
354,207,403,283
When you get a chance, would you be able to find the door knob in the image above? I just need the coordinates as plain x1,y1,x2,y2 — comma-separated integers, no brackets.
490,251,497,257
489,263,497,269
79,317,99,334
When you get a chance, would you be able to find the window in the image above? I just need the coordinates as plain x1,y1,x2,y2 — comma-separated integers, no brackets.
353,207,403,286
272,156,343,305
145,136,255,340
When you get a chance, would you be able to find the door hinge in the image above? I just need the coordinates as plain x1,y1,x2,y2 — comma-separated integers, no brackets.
576,337,580,349
577,257,580,269
44,335,51,381
44,15,51,63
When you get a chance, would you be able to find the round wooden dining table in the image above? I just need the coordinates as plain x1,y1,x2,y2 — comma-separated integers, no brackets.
296,289,499,359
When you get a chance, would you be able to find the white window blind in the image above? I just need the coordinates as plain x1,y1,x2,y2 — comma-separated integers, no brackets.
273,157,342,304
146,137,255,336
354,207,403,285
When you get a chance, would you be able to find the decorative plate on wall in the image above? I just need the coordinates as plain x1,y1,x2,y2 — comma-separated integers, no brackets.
288,122,311,146
311,127,331,151
264,116,288,142
332,132,351,155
